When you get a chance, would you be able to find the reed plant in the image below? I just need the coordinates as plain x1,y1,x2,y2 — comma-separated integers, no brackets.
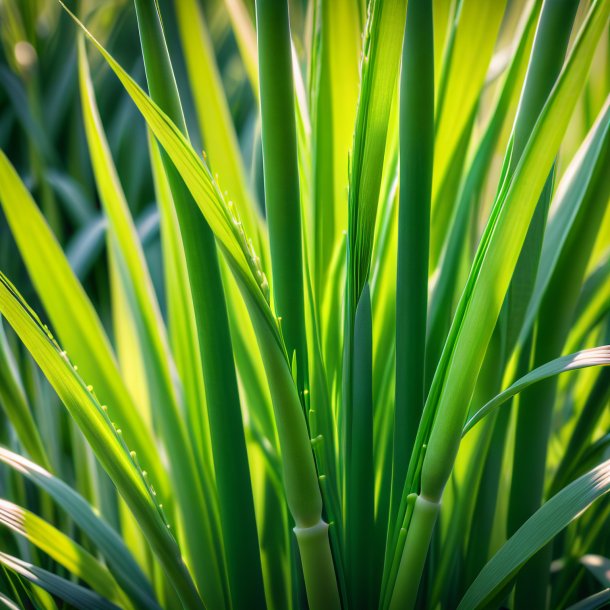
0,0,609,608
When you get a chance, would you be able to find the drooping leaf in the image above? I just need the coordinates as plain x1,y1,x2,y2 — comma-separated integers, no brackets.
0,499,134,609
463,346,610,434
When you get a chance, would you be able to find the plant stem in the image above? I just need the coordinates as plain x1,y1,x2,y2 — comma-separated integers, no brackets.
133,2,266,609
393,0,434,515
388,495,439,610
243,293,341,610
347,282,374,608
255,0,308,392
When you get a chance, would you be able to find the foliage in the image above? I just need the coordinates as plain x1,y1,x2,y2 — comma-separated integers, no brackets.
0,0,609,608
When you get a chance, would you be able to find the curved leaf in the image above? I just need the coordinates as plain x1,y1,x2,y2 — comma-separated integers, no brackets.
0,149,168,500
458,459,610,610
0,499,133,609
0,552,118,610
0,274,203,610
463,346,610,434
0,447,158,610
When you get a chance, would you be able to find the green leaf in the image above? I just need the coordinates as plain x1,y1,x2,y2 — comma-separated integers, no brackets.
567,589,610,610
131,3,266,606
0,321,50,469
0,149,168,503
463,346,610,434
0,447,158,610
0,274,204,610
0,551,119,610
148,132,213,477
174,0,263,255
347,0,407,307
78,38,226,601
521,96,610,342
457,460,610,610
61,3,275,341
255,0,308,391
0,499,133,609
418,0,610,502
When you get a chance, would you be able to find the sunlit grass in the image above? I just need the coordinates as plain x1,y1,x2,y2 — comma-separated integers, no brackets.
0,1,609,609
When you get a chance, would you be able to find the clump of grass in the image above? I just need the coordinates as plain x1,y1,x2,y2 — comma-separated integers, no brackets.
0,1,609,609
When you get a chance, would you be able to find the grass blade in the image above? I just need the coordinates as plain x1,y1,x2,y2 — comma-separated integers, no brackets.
457,460,610,610
0,149,168,501
255,0,308,392
0,274,204,609
463,346,610,434
0,552,119,610
0,447,157,610
132,2,265,607
0,499,134,609
79,38,227,606
393,0,434,515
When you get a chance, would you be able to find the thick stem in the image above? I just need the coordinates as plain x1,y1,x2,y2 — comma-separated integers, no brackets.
243,292,341,610
134,2,266,608
389,495,440,610
294,520,341,610
255,0,308,391
393,0,434,510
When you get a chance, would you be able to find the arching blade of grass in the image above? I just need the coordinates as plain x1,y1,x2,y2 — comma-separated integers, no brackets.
0,150,168,502
509,98,610,607
0,274,204,610
78,39,225,604
0,499,135,609
0,447,157,610
426,0,539,378
388,1,610,606
171,0,277,461
463,346,610,434
457,459,610,610
0,552,119,610
0,321,50,470
61,4,272,323
500,0,579,361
